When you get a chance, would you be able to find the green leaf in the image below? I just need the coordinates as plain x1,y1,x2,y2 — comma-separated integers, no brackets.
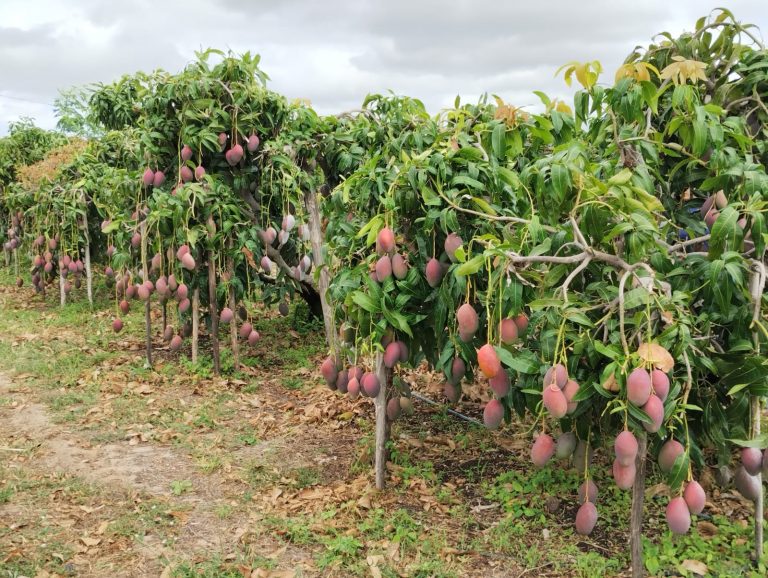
594,340,621,360
564,311,594,328
601,221,634,243
495,346,539,374
382,308,413,338
628,402,652,425
550,163,570,202
491,123,506,160
608,169,633,186
497,166,521,189
470,196,498,216
622,287,650,309
351,291,379,313
526,298,562,310
668,452,690,493
452,175,484,190
357,214,384,240
726,433,768,449
454,255,485,277
708,206,740,259
726,382,750,397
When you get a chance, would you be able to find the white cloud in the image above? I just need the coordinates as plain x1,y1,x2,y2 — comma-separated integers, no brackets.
0,0,765,133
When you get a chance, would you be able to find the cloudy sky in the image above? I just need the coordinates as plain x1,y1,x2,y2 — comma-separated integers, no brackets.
0,0,766,134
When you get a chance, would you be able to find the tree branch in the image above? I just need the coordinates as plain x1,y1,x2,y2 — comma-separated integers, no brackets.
666,234,711,253
435,187,557,232
238,188,318,291
560,256,593,305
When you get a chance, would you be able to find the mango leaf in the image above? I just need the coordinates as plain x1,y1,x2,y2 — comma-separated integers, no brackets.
351,291,379,313
550,163,570,202
526,298,563,310
622,287,650,309
495,346,539,374
382,308,413,338
452,175,484,190
497,166,521,189
726,433,768,449
357,214,384,239
454,255,485,277
716,356,768,397
471,196,498,216
668,452,690,493
564,311,595,327
628,402,653,425
594,340,621,361
609,169,633,186
708,206,740,259
492,123,506,160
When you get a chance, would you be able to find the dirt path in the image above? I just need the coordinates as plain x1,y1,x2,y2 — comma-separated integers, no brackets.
0,372,314,577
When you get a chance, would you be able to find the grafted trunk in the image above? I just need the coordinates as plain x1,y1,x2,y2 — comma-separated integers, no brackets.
374,352,392,490
82,202,93,307
303,188,336,347
206,216,220,375
240,187,323,321
59,266,66,307
140,221,152,367
226,245,239,371
191,288,200,363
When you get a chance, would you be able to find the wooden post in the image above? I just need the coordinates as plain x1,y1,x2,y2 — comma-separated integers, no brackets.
304,189,337,352
374,352,391,490
226,246,239,371
192,287,200,363
206,215,220,375
630,433,648,577
140,221,152,367
81,197,93,307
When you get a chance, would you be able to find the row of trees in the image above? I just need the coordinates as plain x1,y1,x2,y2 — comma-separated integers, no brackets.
1,9,767,576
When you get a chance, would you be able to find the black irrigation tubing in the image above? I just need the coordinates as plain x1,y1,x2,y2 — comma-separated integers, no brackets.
410,391,484,427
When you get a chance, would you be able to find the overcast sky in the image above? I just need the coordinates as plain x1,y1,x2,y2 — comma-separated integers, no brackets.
0,1,766,135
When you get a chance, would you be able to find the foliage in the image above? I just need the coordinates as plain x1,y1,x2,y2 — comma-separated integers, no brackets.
1,7,767,564
321,8,768,523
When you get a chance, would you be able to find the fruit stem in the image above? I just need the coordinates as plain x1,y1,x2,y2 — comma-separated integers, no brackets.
486,258,492,343
583,425,592,482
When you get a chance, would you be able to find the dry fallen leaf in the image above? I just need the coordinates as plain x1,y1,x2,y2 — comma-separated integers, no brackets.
357,495,372,509
81,536,101,547
680,559,708,575
697,520,718,539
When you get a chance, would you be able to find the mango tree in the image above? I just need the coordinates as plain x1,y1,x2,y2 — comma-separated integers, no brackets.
318,11,768,576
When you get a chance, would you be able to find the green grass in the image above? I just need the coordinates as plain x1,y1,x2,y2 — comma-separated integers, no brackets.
642,514,768,577
107,497,181,540
291,466,320,488
169,547,277,577
170,479,193,495
3,274,768,577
